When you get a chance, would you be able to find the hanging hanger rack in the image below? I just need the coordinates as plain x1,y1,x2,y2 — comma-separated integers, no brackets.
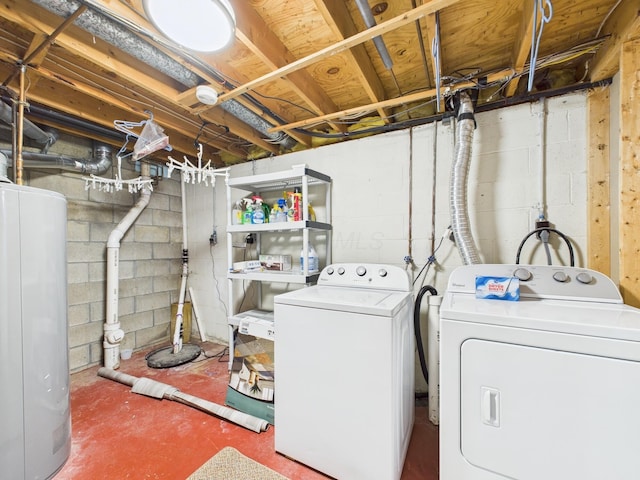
166,143,229,187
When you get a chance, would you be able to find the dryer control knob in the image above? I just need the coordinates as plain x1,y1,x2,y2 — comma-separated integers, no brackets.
356,266,367,277
553,271,568,283
326,267,334,275
337,267,345,275
514,267,532,281
378,268,388,278
577,272,593,284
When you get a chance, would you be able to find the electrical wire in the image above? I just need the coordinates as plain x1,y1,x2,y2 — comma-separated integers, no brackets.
515,227,575,266
528,0,554,92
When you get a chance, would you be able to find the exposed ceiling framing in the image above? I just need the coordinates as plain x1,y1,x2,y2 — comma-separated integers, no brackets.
0,0,637,166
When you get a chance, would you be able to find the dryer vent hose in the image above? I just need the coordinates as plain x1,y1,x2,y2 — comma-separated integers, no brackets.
414,285,438,384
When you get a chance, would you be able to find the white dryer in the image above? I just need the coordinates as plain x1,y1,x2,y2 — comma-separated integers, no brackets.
439,264,640,480
274,263,414,480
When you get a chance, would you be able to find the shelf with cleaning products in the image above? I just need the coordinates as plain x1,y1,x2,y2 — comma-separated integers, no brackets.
225,164,332,372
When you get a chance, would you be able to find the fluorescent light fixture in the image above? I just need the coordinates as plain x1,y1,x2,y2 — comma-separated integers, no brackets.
143,0,236,52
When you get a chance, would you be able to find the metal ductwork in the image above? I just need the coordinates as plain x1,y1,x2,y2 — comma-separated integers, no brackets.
449,91,481,265
0,101,57,148
31,0,297,150
1,143,113,175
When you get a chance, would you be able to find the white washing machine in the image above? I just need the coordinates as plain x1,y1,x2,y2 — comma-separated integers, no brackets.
274,263,414,480
439,264,640,480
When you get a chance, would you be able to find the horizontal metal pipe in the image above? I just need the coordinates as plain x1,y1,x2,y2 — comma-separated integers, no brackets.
0,143,112,174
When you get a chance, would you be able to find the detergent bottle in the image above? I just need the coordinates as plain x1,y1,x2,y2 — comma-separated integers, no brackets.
300,242,319,273
251,196,265,224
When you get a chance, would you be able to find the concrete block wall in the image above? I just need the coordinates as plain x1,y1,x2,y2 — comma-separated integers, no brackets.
187,91,590,347
8,133,183,372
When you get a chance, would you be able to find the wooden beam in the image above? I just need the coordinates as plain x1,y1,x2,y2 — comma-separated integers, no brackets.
504,0,536,97
586,85,611,276
590,1,640,81
268,69,513,132
233,1,343,126
619,39,640,307
217,0,461,104
315,0,388,121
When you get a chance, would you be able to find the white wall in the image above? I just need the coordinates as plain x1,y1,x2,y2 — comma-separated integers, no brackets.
185,91,589,353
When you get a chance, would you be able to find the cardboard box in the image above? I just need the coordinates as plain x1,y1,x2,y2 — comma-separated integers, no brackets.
225,333,275,424
259,254,291,271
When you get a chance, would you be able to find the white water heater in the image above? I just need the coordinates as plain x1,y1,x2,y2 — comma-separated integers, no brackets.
0,182,71,479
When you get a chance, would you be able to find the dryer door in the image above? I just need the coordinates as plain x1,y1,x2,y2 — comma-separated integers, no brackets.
460,339,640,480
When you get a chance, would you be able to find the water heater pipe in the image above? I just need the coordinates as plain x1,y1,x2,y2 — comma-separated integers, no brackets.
449,91,481,264
104,162,152,369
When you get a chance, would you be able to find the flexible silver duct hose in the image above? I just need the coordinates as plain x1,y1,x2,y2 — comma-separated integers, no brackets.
449,91,481,265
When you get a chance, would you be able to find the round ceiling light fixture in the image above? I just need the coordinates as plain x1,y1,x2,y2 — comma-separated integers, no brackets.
143,0,236,52
196,85,219,105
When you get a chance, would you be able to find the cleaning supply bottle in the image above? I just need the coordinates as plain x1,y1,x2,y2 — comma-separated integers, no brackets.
308,202,316,222
277,198,288,222
242,198,253,224
231,200,243,225
251,196,265,224
269,203,278,223
300,242,319,273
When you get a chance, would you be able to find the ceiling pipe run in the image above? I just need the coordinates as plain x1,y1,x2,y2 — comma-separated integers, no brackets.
0,143,113,175
31,0,297,150
0,101,57,147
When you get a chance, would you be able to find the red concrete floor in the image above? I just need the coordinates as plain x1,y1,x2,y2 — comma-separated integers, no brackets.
54,342,439,480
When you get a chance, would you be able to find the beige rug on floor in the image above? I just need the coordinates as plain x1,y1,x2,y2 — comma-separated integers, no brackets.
186,447,289,480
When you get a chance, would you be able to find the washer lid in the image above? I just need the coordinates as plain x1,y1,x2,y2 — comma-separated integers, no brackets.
274,285,411,317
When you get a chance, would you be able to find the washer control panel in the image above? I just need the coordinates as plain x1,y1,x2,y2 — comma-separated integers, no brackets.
446,264,622,303
318,263,410,292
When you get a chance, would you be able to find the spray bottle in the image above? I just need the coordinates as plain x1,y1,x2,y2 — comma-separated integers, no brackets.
251,195,266,224
241,197,253,224
277,198,288,222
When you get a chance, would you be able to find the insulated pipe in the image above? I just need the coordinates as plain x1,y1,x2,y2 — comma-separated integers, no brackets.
0,143,113,174
0,101,57,147
449,91,481,265
104,163,152,369
172,179,189,354
97,368,269,433
33,0,297,149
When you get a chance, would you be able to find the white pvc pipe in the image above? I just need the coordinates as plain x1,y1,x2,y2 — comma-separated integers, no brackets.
188,286,206,341
104,163,151,370
172,178,189,353
427,294,443,426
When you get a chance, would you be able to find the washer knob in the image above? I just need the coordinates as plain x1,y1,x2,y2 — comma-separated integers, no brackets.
337,267,345,275
553,271,568,283
577,272,593,284
326,267,334,275
356,266,367,277
514,268,532,281
378,268,388,278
